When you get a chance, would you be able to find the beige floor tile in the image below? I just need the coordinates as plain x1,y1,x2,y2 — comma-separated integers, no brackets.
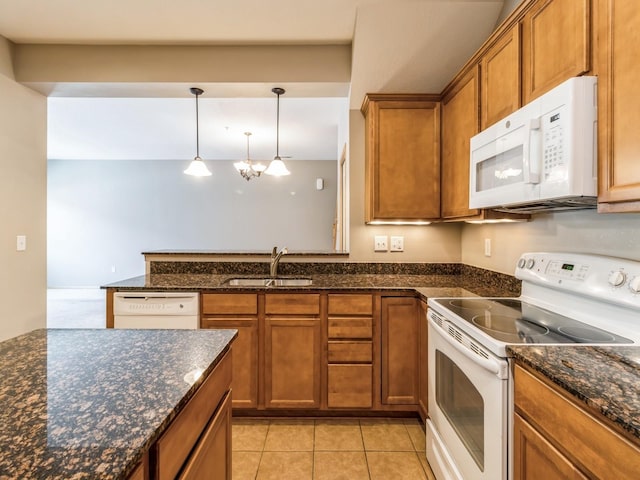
314,451,370,480
232,451,262,480
256,451,313,480
233,419,270,451
367,451,428,480
419,453,438,480
314,419,364,451
360,418,415,451
263,419,315,451
405,422,427,453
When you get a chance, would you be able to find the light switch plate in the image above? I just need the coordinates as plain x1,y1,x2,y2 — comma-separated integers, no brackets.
374,235,388,252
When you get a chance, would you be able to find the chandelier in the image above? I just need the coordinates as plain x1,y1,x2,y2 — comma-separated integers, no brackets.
234,132,266,181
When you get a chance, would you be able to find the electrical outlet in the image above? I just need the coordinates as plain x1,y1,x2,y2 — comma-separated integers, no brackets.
390,236,404,252
111,265,117,273
16,235,26,251
374,235,388,252
484,238,492,257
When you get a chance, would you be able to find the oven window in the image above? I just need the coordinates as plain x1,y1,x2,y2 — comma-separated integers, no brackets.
435,350,484,471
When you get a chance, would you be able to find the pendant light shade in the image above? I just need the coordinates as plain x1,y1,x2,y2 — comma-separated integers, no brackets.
264,87,291,176
184,87,212,177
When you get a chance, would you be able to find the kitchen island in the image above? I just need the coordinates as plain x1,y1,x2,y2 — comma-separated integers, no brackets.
0,328,236,479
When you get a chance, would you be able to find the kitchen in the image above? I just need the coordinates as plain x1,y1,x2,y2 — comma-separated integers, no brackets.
2,0,640,479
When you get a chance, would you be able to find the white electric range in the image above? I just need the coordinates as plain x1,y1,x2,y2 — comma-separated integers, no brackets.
426,252,640,480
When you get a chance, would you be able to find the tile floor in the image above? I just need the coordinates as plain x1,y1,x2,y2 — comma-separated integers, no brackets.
47,288,106,328
232,417,436,480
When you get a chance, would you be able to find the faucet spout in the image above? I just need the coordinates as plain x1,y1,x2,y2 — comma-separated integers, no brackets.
270,246,288,277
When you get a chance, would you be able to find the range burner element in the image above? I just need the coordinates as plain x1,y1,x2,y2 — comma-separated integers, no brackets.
471,314,550,343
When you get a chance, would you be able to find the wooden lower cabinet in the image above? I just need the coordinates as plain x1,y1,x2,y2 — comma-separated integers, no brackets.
264,316,321,409
201,294,259,409
327,294,375,409
155,350,232,480
514,363,640,480
381,296,419,405
202,318,258,409
514,413,587,480
178,392,232,480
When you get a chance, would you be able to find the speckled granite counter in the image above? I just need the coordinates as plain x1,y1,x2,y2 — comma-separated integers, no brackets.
103,271,520,299
0,328,236,479
508,345,640,441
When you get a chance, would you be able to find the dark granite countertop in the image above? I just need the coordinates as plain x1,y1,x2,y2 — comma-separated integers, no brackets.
508,345,640,442
102,273,518,299
0,328,237,479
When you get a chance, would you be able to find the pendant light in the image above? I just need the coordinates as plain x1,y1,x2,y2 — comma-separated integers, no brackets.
234,132,266,181
184,87,212,177
264,87,291,176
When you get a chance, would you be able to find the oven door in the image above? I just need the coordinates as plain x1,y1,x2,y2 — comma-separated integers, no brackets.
427,309,509,480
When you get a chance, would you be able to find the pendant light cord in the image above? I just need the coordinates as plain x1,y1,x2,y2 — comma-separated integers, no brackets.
275,91,280,158
195,91,200,158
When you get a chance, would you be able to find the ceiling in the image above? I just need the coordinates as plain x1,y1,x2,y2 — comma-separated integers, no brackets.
0,0,508,162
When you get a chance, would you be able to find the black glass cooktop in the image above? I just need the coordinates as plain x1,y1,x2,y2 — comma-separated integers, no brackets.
432,298,632,345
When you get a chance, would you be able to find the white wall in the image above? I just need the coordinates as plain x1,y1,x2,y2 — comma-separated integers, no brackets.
48,159,337,287
0,37,47,341
462,209,640,274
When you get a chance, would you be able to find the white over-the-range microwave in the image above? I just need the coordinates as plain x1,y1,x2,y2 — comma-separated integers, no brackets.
469,76,598,213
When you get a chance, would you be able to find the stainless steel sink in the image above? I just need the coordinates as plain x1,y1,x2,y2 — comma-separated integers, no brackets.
225,277,313,287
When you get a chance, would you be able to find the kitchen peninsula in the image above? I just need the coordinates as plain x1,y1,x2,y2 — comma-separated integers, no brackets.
0,328,236,479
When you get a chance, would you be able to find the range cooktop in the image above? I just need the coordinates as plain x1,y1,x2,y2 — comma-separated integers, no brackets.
430,297,632,345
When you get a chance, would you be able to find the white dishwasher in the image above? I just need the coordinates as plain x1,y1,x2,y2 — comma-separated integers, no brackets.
113,292,199,329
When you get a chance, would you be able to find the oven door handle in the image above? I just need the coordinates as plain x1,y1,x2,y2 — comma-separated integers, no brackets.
429,316,507,378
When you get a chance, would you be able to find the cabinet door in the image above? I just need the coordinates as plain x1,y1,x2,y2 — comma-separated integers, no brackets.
178,392,232,480
522,0,591,103
441,66,481,219
597,0,640,210
264,317,321,409
201,317,258,409
381,297,419,405
481,25,521,130
362,95,441,222
513,413,588,480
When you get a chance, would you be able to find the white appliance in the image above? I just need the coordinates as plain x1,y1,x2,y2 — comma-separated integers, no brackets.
426,252,640,480
113,292,199,329
469,76,598,213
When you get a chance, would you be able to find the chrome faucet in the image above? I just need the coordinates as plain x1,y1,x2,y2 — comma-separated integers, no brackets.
270,246,288,277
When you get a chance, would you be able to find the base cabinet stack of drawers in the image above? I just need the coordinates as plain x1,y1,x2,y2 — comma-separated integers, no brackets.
327,294,374,409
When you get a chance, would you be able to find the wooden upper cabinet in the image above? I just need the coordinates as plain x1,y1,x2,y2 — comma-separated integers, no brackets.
481,24,521,130
441,66,481,220
361,94,441,222
597,0,640,211
521,0,591,103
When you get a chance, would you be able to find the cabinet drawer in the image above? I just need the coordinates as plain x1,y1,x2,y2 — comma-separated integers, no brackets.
328,341,372,363
328,317,373,339
328,294,373,315
202,293,257,315
265,294,320,315
328,364,373,408
514,364,640,480
156,351,232,480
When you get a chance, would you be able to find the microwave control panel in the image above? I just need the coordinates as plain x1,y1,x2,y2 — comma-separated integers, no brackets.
542,107,565,180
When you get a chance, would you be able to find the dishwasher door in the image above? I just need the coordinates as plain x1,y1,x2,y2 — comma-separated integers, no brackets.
113,292,199,329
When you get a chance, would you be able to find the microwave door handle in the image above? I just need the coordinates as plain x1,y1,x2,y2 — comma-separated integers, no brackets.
523,117,541,184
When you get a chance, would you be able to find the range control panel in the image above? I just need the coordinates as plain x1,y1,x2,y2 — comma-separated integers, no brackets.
516,252,640,309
